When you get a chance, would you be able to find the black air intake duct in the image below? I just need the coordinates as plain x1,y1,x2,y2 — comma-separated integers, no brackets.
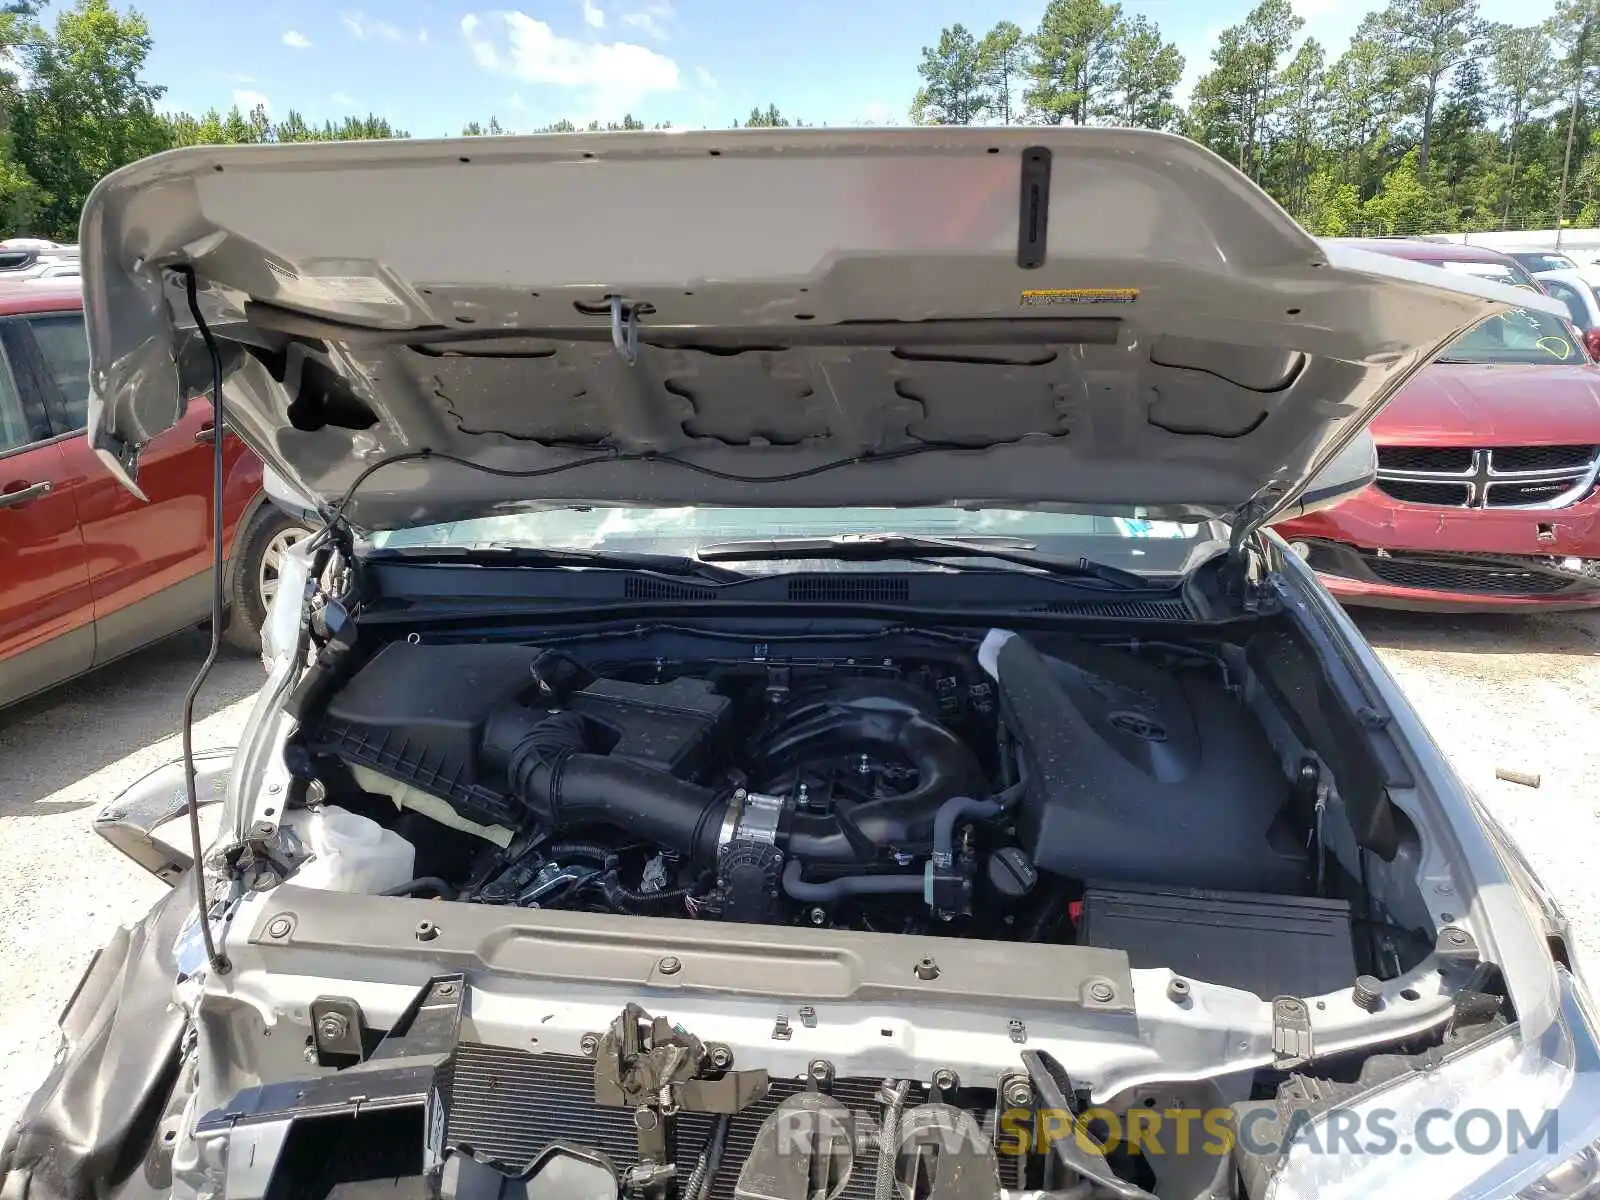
482,708,730,864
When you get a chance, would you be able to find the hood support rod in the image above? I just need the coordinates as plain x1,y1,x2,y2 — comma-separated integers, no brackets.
175,266,231,975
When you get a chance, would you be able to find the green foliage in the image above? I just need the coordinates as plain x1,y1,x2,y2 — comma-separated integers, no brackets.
10,0,170,238
1302,170,1364,234
1373,0,1487,178
911,24,989,124
162,105,410,149
978,21,1026,123
1108,16,1184,130
886,0,1600,239
1186,0,1303,179
1025,0,1125,125
741,104,791,128
1362,148,1449,230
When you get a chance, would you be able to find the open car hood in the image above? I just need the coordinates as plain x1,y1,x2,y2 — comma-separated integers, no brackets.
79,127,1559,531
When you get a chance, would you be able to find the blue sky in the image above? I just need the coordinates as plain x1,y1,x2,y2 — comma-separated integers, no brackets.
134,0,1541,139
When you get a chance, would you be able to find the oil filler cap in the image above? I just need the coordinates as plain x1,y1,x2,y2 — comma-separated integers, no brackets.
987,847,1038,901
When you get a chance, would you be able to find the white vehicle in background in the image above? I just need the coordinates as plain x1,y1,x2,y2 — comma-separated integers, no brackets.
1506,248,1583,274
20,261,81,280
1526,248,1600,290
0,242,79,278
1533,267,1600,338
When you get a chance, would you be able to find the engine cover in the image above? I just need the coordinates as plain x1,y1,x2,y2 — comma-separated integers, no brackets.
981,631,1306,892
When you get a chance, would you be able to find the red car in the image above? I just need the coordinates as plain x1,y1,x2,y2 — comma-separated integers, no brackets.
1276,239,1600,611
0,279,313,706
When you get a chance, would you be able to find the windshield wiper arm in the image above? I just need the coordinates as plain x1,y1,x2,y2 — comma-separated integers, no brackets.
696,533,1156,590
367,543,745,582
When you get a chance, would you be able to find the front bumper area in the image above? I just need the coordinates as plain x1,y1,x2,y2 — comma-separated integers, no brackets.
1292,539,1600,611
1275,481,1600,611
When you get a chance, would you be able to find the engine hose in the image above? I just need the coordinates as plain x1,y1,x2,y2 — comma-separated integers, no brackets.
781,860,924,903
483,709,729,864
992,769,1029,809
541,841,615,863
379,876,457,899
931,795,1002,867
875,1081,912,1200
600,872,693,912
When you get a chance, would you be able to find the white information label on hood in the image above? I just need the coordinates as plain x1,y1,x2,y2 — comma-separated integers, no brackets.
266,258,406,307
313,275,406,306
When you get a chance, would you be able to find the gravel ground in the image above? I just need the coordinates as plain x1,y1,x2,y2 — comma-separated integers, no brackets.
1,612,1598,1134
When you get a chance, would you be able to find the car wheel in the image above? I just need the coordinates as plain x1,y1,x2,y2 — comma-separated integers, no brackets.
225,508,316,653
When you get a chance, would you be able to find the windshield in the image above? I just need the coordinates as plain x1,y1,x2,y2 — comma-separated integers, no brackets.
1514,251,1578,272
1439,304,1584,365
1427,258,1542,290
369,508,1218,574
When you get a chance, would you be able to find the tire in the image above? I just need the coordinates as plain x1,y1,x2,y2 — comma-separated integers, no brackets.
225,507,317,654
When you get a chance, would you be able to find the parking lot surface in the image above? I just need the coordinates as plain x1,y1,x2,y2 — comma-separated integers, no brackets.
2,613,1598,1132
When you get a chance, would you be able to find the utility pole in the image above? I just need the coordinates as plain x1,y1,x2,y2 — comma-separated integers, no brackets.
1557,7,1596,249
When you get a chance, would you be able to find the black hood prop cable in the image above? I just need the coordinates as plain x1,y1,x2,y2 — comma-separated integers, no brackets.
176,265,232,975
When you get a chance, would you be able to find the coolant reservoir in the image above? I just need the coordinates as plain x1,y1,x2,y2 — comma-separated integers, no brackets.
291,805,416,894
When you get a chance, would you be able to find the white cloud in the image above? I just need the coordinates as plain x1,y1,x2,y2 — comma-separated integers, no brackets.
234,89,270,113
618,0,672,40
460,11,680,112
508,93,528,111
582,0,605,28
693,65,716,90
282,29,311,49
341,10,427,44
223,71,257,83
330,91,360,107
461,14,500,68
860,100,898,125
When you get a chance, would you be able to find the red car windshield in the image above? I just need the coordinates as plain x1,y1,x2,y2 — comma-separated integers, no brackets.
1398,255,1583,364
1421,257,1542,290
1438,305,1583,365
1512,251,1579,272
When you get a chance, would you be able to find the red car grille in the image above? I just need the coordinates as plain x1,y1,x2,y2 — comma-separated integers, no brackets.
1364,556,1576,595
1374,445,1600,509
1302,541,1600,597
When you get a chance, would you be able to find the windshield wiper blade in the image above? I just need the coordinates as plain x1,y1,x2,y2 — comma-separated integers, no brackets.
367,543,745,582
696,533,1156,590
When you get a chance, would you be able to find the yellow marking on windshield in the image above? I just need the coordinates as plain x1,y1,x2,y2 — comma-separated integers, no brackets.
1537,335,1574,360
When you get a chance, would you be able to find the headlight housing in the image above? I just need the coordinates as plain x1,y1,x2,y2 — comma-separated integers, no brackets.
1270,970,1600,1199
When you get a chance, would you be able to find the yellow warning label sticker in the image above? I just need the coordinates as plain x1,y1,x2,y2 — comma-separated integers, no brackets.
1020,287,1140,306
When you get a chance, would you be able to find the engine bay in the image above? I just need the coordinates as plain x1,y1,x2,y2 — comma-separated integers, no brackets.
267,619,1421,999
141,614,1508,1200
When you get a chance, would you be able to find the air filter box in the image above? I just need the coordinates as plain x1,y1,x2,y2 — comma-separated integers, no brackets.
304,642,732,830
307,643,545,828
1079,883,1354,999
